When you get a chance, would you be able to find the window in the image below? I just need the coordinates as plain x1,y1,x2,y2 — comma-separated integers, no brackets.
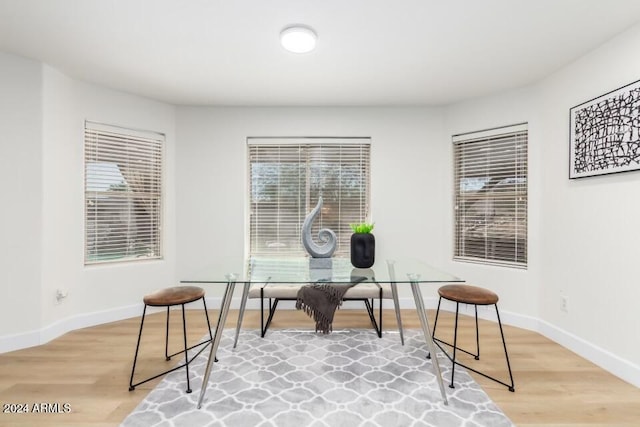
453,124,527,268
84,122,163,264
248,138,370,257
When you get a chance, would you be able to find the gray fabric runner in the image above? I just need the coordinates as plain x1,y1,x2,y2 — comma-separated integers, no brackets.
296,277,365,333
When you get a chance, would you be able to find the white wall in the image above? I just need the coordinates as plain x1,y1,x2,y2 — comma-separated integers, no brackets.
39,66,177,343
536,24,640,381
0,52,178,352
0,53,43,340
443,23,640,385
175,107,449,302
443,86,542,322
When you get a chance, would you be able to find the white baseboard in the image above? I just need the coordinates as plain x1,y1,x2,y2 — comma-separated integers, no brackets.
537,318,640,388
0,329,41,354
2,296,639,388
416,298,640,388
0,303,142,353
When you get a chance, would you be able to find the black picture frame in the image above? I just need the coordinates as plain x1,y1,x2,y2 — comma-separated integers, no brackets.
569,78,640,179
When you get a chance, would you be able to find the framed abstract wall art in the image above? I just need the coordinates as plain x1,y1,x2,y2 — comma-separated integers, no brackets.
569,78,640,179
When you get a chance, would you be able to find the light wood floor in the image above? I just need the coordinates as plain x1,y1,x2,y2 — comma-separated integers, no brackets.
1,308,639,426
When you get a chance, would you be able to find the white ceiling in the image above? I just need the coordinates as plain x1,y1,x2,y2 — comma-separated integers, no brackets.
1,0,640,107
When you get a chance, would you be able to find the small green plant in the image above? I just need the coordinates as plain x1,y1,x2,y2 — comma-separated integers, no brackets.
350,222,375,233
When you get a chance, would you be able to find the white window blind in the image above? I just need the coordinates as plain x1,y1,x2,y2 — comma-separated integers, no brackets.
453,124,527,268
248,138,371,257
84,122,163,264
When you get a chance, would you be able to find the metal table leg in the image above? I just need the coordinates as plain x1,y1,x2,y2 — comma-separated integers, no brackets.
233,282,250,348
390,283,405,345
409,275,448,405
386,260,405,345
197,275,237,409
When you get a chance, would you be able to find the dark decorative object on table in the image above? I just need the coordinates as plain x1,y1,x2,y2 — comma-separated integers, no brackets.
350,223,375,268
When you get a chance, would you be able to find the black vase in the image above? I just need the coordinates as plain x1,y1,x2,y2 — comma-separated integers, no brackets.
351,233,375,268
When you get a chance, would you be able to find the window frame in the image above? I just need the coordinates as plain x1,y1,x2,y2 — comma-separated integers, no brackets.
246,137,371,258
452,123,528,269
84,121,164,265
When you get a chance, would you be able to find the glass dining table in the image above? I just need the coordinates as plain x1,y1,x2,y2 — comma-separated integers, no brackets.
181,256,464,409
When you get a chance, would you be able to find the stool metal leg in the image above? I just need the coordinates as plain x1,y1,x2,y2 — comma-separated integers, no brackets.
129,304,148,391
201,296,216,363
379,287,383,338
165,300,214,361
202,297,214,343
260,288,265,337
449,302,460,388
165,306,171,361
495,304,515,392
181,303,192,393
432,297,443,334
474,305,480,360
427,297,443,360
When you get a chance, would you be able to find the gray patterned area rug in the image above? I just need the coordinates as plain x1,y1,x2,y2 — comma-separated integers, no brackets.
121,329,513,427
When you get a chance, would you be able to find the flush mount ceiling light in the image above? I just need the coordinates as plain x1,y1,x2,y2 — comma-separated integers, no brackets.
280,25,317,53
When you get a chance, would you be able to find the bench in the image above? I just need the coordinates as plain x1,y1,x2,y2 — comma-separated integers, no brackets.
241,281,405,343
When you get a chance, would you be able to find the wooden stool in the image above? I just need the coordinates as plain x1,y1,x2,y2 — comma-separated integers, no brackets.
129,286,213,393
429,284,515,392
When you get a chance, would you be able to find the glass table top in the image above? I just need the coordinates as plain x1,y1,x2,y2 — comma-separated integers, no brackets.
181,256,463,284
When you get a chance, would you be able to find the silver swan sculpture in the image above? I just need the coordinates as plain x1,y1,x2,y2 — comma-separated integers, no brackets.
301,197,337,258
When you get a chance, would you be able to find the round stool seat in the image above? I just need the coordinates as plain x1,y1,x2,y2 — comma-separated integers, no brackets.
438,284,498,306
144,286,206,307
